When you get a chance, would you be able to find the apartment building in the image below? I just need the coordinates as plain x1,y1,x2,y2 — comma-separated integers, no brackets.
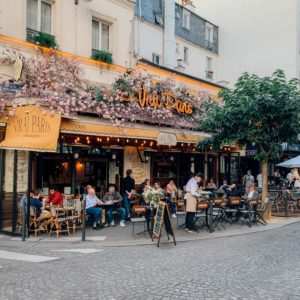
196,0,300,86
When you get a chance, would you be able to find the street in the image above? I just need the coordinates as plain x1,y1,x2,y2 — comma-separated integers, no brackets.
0,222,300,300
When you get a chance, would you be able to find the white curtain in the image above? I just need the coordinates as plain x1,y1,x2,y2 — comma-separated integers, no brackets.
40,1,52,34
92,20,100,50
101,23,109,52
27,0,38,30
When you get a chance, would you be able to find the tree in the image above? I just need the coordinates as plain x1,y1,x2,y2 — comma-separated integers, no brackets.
198,70,300,218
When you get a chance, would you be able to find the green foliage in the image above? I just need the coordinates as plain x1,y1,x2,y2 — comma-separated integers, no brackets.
33,32,57,48
92,50,113,64
198,70,300,162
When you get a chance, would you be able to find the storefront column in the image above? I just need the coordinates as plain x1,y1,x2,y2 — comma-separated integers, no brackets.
0,149,6,230
12,150,18,233
204,152,208,181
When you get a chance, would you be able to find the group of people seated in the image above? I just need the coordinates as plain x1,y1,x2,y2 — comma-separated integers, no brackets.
85,185,126,230
139,179,178,218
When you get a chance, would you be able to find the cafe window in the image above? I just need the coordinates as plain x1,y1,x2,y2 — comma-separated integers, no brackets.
27,0,52,34
92,19,110,52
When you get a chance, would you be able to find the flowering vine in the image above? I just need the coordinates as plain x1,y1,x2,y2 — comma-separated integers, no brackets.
0,48,212,129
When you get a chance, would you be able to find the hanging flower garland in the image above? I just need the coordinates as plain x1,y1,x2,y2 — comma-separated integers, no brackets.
0,48,212,129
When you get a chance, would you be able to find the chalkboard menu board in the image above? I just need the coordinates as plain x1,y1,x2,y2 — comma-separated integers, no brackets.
152,201,176,247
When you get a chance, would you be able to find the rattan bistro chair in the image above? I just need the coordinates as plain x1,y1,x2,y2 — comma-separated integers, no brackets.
131,205,147,238
224,196,241,224
176,199,187,229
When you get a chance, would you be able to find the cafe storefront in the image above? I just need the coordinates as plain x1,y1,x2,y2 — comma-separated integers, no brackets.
0,104,212,233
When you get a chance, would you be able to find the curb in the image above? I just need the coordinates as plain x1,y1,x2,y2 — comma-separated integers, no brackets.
1,218,299,248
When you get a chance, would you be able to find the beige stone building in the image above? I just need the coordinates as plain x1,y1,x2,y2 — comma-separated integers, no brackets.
0,0,221,233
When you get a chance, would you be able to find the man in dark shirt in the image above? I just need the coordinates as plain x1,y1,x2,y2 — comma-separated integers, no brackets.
121,169,135,219
30,190,51,221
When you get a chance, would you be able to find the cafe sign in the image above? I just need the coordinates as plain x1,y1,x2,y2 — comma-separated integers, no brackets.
121,86,193,115
157,132,177,146
0,105,61,152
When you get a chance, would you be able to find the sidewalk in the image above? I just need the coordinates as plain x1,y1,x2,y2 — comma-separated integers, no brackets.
1,217,299,248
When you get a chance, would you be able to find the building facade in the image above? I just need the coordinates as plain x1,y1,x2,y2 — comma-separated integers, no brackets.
196,0,300,86
0,0,222,233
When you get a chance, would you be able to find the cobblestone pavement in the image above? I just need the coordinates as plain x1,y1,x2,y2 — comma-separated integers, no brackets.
1,223,300,300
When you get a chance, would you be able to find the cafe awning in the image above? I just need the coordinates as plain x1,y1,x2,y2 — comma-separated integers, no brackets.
0,105,61,152
60,117,206,145
60,119,159,140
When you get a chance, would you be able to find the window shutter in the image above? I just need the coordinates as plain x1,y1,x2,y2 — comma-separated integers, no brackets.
101,23,109,52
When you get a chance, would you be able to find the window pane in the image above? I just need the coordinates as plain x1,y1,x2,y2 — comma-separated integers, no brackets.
92,20,100,50
40,1,51,34
27,0,38,30
101,23,109,52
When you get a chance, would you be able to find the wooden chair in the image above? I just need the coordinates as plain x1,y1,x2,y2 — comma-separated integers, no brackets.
131,205,147,238
66,200,82,234
49,207,70,239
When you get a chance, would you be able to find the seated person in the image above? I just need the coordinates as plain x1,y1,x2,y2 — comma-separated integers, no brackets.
165,180,178,199
152,181,176,219
220,179,231,192
102,185,126,227
246,184,259,201
206,178,217,190
86,188,103,230
83,184,93,196
43,187,63,208
30,190,51,222
138,179,151,205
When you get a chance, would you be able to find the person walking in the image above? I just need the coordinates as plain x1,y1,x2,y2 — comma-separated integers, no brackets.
184,172,204,233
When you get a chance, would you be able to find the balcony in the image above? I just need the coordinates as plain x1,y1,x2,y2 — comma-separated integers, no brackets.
205,40,218,54
206,70,214,80
91,49,113,64
26,28,57,48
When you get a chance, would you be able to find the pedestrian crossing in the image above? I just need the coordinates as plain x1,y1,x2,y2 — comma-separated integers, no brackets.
0,250,59,263
0,247,103,264
51,248,103,254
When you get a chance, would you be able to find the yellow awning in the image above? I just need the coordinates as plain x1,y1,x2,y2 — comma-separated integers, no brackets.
0,105,61,152
60,119,159,140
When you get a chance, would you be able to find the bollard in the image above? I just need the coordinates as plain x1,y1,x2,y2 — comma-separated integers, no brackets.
209,198,213,233
285,196,288,218
82,196,86,241
22,197,26,241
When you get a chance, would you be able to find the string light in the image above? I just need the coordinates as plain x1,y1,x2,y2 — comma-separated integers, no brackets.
107,137,110,142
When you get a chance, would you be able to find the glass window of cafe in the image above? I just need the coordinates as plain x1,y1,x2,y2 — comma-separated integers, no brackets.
35,147,123,196
151,152,204,188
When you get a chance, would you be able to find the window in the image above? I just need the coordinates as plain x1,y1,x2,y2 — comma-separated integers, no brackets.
183,47,189,63
92,19,110,52
152,53,161,65
182,9,190,30
206,57,213,79
26,0,52,34
205,23,214,50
